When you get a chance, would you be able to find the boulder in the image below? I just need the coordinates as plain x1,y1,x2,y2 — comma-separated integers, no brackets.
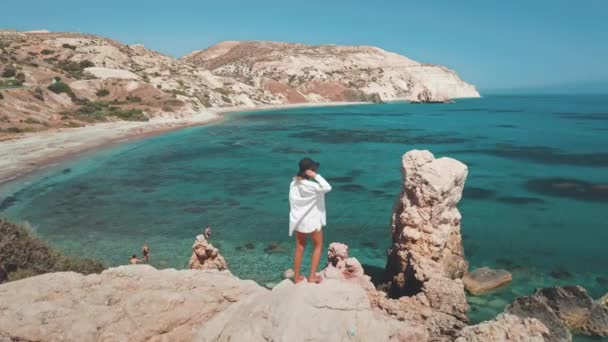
0,266,263,341
197,279,428,342
506,296,572,342
188,234,228,271
456,313,549,342
385,150,469,319
463,267,512,295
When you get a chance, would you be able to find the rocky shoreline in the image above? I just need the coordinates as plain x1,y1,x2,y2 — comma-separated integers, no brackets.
0,150,605,341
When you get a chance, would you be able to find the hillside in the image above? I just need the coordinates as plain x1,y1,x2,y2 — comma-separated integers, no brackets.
183,40,480,103
0,30,478,137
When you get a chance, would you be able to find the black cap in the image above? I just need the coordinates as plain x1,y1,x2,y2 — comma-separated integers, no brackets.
297,157,320,177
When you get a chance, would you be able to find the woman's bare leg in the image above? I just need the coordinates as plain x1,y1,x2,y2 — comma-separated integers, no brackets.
308,229,323,283
294,232,307,283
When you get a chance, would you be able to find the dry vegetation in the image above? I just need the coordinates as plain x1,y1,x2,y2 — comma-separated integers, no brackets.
0,217,105,282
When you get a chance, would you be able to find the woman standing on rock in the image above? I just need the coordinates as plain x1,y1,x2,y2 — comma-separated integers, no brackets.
289,157,332,283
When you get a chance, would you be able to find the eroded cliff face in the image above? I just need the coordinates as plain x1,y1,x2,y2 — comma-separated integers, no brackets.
182,41,480,104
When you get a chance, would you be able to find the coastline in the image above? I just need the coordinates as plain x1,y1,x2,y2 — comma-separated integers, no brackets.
0,101,364,185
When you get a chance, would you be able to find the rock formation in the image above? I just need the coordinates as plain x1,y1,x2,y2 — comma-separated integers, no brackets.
319,242,374,291
0,266,264,341
456,313,549,342
188,234,227,271
410,88,452,104
507,295,572,342
463,267,513,295
385,150,469,317
198,279,428,341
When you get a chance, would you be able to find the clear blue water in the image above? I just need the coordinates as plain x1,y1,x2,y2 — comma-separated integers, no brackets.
1,95,607,327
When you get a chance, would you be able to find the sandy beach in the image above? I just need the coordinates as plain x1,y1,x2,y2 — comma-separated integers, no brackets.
0,102,362,185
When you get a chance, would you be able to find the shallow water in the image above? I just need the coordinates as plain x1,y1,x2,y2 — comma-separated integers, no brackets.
1,95,607,328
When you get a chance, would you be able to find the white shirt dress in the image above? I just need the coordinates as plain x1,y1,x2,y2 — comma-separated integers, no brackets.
289,174,332,236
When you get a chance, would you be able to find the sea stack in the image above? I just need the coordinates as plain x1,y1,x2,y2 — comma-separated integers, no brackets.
385,150,469,314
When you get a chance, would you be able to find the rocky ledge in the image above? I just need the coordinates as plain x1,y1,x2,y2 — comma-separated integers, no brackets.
1,150,606,342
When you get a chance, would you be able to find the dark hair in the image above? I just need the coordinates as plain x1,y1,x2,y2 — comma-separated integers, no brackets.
297,157,320,179
131,254,137,258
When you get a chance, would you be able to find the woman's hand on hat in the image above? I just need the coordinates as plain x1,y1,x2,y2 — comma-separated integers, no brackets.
305,170,317,178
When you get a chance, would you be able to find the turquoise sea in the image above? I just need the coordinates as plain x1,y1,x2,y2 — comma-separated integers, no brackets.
1,95,607,326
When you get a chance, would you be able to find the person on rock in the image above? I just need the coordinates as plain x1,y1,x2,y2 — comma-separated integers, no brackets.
289,157,332,283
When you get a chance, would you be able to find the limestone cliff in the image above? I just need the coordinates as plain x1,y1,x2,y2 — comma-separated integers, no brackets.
182,41,480,104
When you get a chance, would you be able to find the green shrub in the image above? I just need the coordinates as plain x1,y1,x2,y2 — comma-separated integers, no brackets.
75,101,148,122
62,43,77,50
56,60,95,79
0,79,22,88
96,88,110,97
47,81,75,97
0,218,105,281
1,66,16,78
24,118,41,124
40,49,54,55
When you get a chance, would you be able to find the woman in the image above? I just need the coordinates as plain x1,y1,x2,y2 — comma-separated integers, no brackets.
289,157,332,283
141,243,150,263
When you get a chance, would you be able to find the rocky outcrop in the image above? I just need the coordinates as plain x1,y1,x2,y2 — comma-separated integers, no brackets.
188,234,227,271
463,267,513,295
456,313,549,342
198,279,428,341
535,286,607,338
385,150,469,320
410,88,453,104
507,295,572,342
0,264,429,342
0,265,264,341
320,242,373,289
503,286,608,340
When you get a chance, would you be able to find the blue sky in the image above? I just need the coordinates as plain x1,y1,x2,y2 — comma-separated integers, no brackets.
2,0,607,93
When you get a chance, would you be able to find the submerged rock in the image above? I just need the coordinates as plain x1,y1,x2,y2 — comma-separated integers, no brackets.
188,234,228,271
463,267,512,295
